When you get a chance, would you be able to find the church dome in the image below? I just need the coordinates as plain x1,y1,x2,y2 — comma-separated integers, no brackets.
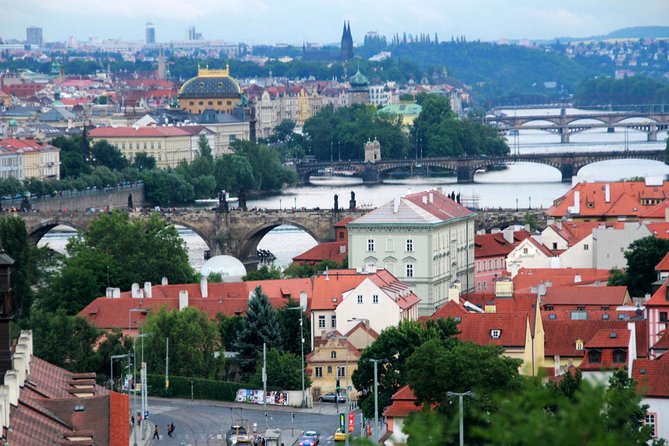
178,65,242,99
349,69,369,87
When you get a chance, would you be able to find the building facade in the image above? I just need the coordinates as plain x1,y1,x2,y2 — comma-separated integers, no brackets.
178,66,242,114
348,189,476,316
0,138,60,180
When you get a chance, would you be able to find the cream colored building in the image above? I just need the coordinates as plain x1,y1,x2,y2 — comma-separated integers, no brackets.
306,336,360,399
0,139,60,180
252,87,324,139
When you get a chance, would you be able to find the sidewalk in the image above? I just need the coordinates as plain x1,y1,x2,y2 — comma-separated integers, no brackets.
130,419,156,446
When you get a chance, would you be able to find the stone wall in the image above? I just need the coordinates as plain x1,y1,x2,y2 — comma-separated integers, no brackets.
2,185,145,212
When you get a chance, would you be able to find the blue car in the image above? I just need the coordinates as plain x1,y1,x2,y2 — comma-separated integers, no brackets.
300,430,320,446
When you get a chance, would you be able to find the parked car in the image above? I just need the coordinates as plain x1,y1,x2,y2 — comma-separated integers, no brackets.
300,431,320,446
318,392,346,403
334,428,347,442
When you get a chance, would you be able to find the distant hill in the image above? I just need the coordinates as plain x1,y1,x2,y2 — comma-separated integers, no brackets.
551,26,669,43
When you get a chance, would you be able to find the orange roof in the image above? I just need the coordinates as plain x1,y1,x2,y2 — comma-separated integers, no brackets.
646,280,669,307
548,221,625,246
541,286,629,307
475,230,531,259
292,241,348,265
455,312,529,347
633,353,669,397
546,180,669,219
383,385,423,418
652,330,669,351
0,138,58,153
586,328,630,348
645,222,669,240
89,126,192,138
512,268,611,293
655,251,669,272
544,319,637,357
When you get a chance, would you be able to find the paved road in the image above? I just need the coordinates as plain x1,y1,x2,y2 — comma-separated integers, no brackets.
142,397,367,446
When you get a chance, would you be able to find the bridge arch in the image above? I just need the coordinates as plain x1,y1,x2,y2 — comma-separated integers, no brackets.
28,219,86,245
573,157,669,178
237,220,320,265
160,216,215,253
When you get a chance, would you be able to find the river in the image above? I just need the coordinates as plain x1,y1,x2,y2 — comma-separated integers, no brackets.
38,107,669,272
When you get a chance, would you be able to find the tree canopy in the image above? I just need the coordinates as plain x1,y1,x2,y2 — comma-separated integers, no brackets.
607,236,669,296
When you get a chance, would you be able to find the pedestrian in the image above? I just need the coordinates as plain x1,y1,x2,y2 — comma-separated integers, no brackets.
130,414,134,426
167,423,172,437
170,422,175,437
153,425,159,439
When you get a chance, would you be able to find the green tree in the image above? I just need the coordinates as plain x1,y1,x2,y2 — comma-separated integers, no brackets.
249,347,309,390
242,265,282,281
41,211,196,313
90,140,128,171
351,318,459,419
142,169,195,206
214,154,256,198
142,307,224,379
235,286,283,379
618,236,669,296
277,298,311,357
216,313,244,351
132,152,157,171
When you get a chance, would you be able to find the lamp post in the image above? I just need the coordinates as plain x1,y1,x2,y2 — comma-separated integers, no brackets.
128,307,148,446
137,332,152,440
367,359,382,444
447,391,474,446
287,306,306,407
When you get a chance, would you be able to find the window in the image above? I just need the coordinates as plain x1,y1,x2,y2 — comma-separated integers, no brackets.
490,329,502,339
318,315,326,328
189,101,194,106
198,101,204,105
406,264,414,278
367,239,375,252
386,238,394,251
373,294,379,304
523,247,528,254
331,315,336,328
338,366,346,377
330,351,337,359
552,242,558,250
660,312,668,322
227,100,232,105
588,350,601,363
645,413,657,438
575,340,584,350
208,101,213,106
406,239,413,252
613,349,627,363
545,305,554,311
327,366,332,374
357,295,363,304
217,101,222,105
230,135,237,143
315,367,323,378
583,244,589,251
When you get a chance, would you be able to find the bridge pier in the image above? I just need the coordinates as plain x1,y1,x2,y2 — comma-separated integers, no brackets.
560,163,575,183
560,128,570,144
607,127,615,133
456,167,474,184
361,165,381,184
648,124,658,142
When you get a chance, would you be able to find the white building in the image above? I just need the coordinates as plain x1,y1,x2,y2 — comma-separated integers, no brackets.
348,189,476,316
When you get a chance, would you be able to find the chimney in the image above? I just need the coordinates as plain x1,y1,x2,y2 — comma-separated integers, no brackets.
502,227,514,244
162,276,168,285
131,283,142,298
106,287,113,298
422,195,428,204
200,277,208,298
113,288,121,298
429,192,434,203
574,275,582,283
12,353,25,386
556,220,563,230
604,184,611,203
144,282,152,298
178,290,189,310
0,385,9,428
4,371,18,406
299,291,308,310
19,330,33,358
448,281,461,302
393,196,400,214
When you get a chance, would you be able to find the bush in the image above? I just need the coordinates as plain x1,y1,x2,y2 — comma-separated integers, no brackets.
147,374,256,401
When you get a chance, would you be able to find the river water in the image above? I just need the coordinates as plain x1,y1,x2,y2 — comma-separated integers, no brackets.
39,107,669,271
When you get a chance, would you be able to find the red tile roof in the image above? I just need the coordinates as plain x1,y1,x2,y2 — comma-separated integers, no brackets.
0,138,58,153
546,180,669,219
512,268,611,293
403,189,474,220
475,230,531,258
655,252,669,272
541,286,630,307
645,280,669,307
544,319,628,357
548,221,624,246
89,126,192,138
383,385,424,418
586,328,630,348
645,222,669,240
292,241,348,265
452,312,529,347
651,330,669,351
633,353,669,397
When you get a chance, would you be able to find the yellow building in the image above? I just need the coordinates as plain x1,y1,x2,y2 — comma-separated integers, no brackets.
178,65,242,114
306,336,360,400
0,139,60,180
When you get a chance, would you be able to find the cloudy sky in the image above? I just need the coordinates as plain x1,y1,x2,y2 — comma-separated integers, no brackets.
2,0,668,45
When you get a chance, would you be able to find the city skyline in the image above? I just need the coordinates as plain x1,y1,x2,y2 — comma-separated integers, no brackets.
2,0,668,45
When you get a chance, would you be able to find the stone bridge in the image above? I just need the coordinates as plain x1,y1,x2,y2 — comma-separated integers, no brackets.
17,207,546,270
296,150,666,184
488,110,669,143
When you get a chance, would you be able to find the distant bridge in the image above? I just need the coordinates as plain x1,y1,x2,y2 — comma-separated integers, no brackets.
487,110,669,143
296,150,667,184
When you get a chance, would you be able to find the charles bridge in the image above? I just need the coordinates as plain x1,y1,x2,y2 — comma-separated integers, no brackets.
296,149,666,184
17,206,545,269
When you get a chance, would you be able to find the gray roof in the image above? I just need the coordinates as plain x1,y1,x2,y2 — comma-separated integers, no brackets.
350,198,443,225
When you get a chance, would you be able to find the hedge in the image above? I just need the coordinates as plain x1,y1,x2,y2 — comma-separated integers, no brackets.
147,374,248,401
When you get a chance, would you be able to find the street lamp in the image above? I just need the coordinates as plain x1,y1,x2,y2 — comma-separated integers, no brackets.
136,332,152,440
332,336,350,446
287,307,306,407
367,358,383,444
447,391,475,446
110,353,132,392
128,307,148,446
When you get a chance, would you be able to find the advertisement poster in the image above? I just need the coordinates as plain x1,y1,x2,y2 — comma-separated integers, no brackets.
236,389,288,405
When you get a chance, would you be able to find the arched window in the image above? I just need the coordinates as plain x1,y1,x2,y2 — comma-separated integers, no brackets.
327,366,332,375
588,349,601,363
575,339,584,351
330,351,337,359
613,349,627,363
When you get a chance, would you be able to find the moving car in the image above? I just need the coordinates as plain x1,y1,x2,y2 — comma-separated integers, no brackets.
334,428,347,442
300,431,320,446
318,392,346,403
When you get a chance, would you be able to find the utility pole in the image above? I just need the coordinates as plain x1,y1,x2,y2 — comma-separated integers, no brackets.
262,342,267,427
165,337,169,392
367,359,382,444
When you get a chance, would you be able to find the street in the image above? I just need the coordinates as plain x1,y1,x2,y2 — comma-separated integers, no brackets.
142,397,367,445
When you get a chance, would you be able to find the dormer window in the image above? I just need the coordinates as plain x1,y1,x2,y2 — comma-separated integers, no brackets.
575,339,584,351
613,349,626,363
588,349,601,363
490,329,502,339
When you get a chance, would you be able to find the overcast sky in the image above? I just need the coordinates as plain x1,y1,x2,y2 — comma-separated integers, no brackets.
3,0,668,45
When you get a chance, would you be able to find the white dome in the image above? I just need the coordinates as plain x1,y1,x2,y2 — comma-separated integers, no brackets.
201,255,246,282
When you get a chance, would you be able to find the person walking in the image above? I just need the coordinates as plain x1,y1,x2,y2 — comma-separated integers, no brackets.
153,425,159,439
170,422,175,437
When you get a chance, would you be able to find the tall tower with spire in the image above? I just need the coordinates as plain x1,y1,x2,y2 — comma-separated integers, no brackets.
340,21,354,61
